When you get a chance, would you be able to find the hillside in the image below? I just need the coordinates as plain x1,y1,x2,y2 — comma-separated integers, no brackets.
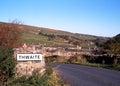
0,22,109,48
104,34,120,55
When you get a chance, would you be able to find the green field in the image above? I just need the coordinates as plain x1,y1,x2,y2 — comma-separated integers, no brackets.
0,22,109,47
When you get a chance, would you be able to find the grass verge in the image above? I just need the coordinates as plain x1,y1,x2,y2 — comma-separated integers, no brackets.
66,62,120,71
7,66,65,86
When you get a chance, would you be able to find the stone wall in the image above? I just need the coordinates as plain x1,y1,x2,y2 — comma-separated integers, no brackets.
14,44,92,77
14,45,45,77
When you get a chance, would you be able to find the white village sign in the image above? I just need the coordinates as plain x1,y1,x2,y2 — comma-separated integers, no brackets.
17,54,42,61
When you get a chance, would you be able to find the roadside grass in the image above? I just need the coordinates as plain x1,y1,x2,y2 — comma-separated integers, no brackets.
7,66,65,86
67,62,120,71
102,64,120,71
66,54,120,71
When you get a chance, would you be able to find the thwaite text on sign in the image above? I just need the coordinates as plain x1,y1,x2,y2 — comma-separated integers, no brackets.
17,54,42,61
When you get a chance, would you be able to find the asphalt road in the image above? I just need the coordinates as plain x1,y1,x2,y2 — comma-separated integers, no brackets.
53,63,120,86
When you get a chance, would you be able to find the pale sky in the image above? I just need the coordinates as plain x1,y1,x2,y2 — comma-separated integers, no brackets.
0,0,120,37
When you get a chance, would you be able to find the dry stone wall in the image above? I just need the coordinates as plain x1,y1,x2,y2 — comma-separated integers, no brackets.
14,44,45,77
14,44,92,77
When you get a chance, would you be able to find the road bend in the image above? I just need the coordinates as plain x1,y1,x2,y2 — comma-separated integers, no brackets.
53,63,120,86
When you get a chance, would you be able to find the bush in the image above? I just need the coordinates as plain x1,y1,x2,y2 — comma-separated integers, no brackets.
8,66,65,86
68,54,87,64
45,55,60,63
45,66,53,76
0,22,21,49
0,48,16,86
0,21,21,85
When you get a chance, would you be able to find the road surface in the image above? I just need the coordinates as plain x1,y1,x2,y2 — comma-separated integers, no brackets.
53,63,120,86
